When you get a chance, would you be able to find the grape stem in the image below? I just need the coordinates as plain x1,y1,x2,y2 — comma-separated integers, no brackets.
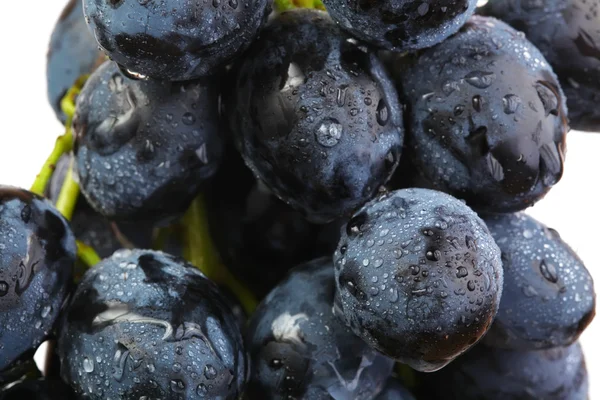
30,75,87,196
55,157,80,221
395,363,418,389
77,241,102,268
183,196,258,314
274,0,325,12
29,125,74,196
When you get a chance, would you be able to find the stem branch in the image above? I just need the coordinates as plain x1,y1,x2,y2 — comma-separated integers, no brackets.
183,196,258,314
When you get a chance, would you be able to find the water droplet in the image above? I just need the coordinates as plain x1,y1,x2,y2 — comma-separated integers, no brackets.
83,357,94,373
0,281,8,297
196,143,209,164
442,80,460,96
229,0,238,8
172,363,182,373
426,250,441,261
20,205,31,223
112,345,129,382
204,365,217,380
376,99,389,126
523,229,533,239
315,119,342,147
522,285,538,297
197,383,208,397
336,86,348,106
410,265,420,275
182,112,196,125
472,95,485,112
502,94,521,114
41,305,52,318
465,71,496,88
346,213,366,236
364,97,372,105
539,142,562,177
456,267,468,278
486,153,505,181
418,2,429,15
374,259,384,268
539,260,558,283
108,74,125,93
535,82,559,116
454,105,465,116
467,280,476,291
170,379,186,393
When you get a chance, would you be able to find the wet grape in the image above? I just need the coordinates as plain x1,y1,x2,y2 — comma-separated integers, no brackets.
58,249,246,400
229,9,404,223
333,188,503,372
392,16,568,213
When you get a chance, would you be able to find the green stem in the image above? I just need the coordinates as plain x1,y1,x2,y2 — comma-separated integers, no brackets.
30,125,73,196
183,196,258,314
55,159,79,221
30,76,87,196
61,75,89,119
77,240,101,268
274,0,325,12
395,363,418,390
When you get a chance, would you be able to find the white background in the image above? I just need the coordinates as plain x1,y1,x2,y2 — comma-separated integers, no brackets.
1,1,598,397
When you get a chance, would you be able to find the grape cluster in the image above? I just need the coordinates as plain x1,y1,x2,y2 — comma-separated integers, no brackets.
0,0,595,398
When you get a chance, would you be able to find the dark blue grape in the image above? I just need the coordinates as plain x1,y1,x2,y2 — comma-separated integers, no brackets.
73,61,224,224
58,249,246,400
392,16,568,213
229,9,404,223
478,0,600,131
246,257,394,399
83,0,271,81
334,188,503,372
482,212,595,350
0,187,75,372
423,342,589,399
47,0,104,124
323,0,478,52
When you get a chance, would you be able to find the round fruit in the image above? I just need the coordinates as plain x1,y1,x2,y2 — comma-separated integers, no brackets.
58,249,246,400
424,342,589,399
393,16,568,213
323,0,478,52
482,212,595,350
0,187,76,372
83,0,271,80
246,257,394,399
334,188,503,372
479,0,600,131
73,61,224,224
230,9,404,223
47,0,104,123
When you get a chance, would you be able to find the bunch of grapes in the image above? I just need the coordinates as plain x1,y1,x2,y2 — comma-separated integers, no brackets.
1,0,596,398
